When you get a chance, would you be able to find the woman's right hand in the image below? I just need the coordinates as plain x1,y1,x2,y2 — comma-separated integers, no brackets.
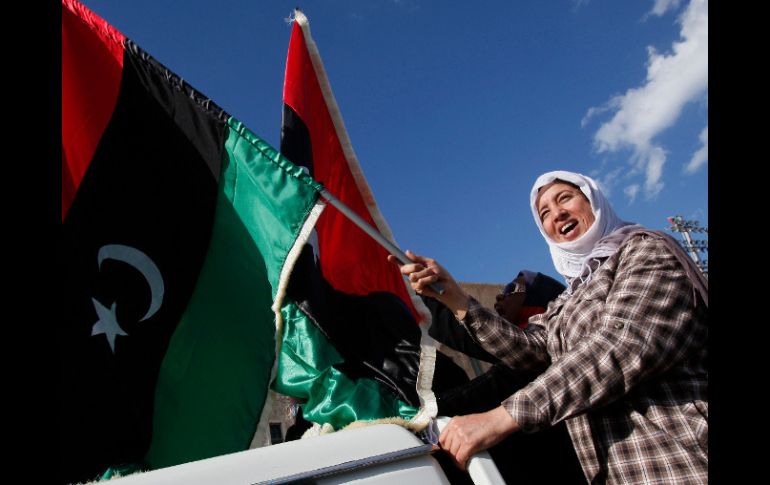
387,250,470,319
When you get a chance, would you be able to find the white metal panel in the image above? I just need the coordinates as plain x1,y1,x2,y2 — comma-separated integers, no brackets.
106,424,448,485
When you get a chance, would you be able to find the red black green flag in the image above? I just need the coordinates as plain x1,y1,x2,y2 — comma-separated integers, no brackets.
61,0,329,482
274,10,445,431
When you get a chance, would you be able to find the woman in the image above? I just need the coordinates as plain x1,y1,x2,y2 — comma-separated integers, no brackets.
424,270,585,485
391,171,708,484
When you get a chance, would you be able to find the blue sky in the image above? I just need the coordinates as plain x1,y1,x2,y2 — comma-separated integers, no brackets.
78,0,708,284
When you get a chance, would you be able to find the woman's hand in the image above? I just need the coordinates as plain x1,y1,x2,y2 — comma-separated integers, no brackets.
387,250,470,318
438,406,520,471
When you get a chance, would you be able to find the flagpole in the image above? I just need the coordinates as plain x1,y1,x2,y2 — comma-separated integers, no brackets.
319,188,444,295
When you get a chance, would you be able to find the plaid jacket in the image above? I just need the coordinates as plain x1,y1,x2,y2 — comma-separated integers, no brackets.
462,234,708,484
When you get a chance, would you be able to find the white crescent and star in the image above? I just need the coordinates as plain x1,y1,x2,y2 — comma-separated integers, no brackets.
91,244,165,353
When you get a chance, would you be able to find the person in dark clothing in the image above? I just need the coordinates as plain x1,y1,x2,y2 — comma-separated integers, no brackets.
425,270,585,485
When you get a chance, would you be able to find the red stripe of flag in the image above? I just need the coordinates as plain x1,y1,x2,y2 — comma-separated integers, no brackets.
62,0,125,220
283,21,422,323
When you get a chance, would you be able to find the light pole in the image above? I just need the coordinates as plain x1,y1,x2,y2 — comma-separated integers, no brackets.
667,216,708,276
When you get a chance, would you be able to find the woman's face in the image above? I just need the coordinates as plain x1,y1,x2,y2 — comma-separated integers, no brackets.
536,182,596,243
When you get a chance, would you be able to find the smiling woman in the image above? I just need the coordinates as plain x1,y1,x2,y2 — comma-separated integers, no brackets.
392,170,708,484
529,172,632,281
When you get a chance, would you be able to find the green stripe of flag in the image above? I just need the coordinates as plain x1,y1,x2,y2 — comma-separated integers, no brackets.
146,118,322,469
275,302,418,431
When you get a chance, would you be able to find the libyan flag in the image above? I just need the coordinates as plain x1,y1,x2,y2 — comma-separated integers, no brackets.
274,9,443,431
57,0,432,483
60,0,391,482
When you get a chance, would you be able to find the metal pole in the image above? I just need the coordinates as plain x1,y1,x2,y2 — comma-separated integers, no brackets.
667,216,707,275
680,225,703,267
319,188,444,295
252,443,435,485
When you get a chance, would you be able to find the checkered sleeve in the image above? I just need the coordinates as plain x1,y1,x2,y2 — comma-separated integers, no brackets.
461,298,550,370
502,236,707,432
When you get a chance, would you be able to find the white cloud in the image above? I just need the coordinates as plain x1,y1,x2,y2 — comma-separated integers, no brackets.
586,0,708,198
649,0,683,17
624,184,641,203
581,101,618,128
594,166,625,198
684,126,708,173
643,146,666,198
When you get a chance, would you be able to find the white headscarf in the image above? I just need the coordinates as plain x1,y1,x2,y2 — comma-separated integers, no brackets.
529,171,633,281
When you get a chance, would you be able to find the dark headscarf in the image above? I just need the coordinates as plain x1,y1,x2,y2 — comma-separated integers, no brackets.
503,270,566,328
517,270,566,308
